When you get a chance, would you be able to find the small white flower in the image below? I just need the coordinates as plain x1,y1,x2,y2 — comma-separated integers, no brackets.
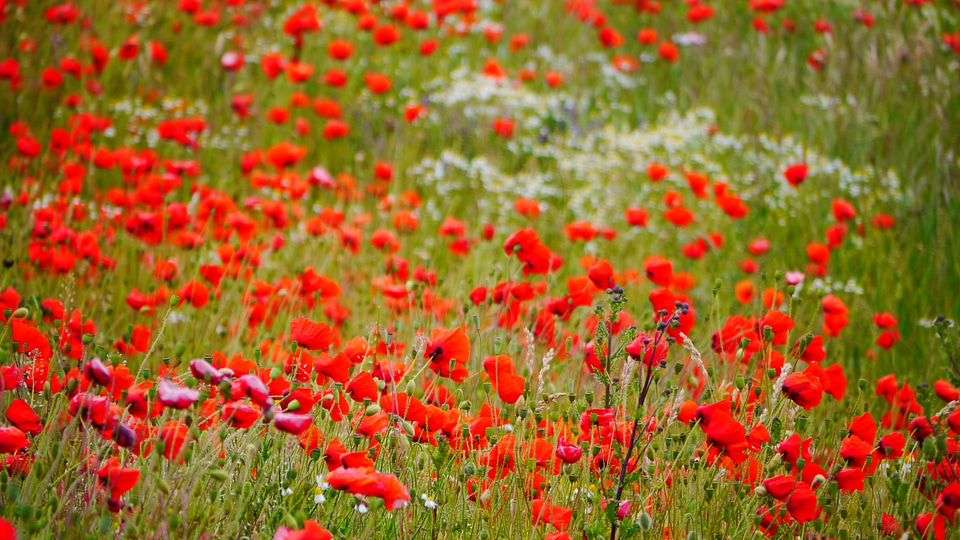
355,503,369,514
421,493,439,509
314,476,330,504
280,487,293,497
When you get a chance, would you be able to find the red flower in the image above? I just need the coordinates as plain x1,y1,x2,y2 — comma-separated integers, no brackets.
97,458,140,499
275,519,333,540
158,421,190,462
425,327,471,382
290,318,334,351
784,163,808,187
481,355,525,404
273,412,313,435
555,437,583,464
492,118,515,138
11,320,51,363
531,498,572,531
781,372,823,410
786,482,819,522
326,467,410,510
625,334,668,368
0,518,16,540
0,426,27,454
658,41,679,62
157,378,200,409
5,399,42,435
643,256,673,287
762,475,796,500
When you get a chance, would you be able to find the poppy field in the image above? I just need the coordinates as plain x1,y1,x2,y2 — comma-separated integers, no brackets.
2,0,960,538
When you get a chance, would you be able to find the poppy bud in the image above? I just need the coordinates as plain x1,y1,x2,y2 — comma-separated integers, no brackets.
11,307,28,319
208,469,229,482
219,379,232,398
364,404,381,416
754,486,768,497
81,333,94,344
169,294,181,306
923,438,937,461
158,478,171,495
858,379,867,391
638,512,653,530
796,458,806,471
735,375,746,390
402,421,415,436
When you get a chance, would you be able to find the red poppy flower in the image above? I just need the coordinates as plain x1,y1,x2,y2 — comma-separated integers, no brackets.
97,458,140,499
531,498,572,530
275,520,333,540
0,426,28,454
781,372,823,410
5,399,41,434
273,412,312,435
425,327,471,382
326,467,410,510
784,163,808,187
157,378,200,409
481,355,525,404
290,318,334,351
